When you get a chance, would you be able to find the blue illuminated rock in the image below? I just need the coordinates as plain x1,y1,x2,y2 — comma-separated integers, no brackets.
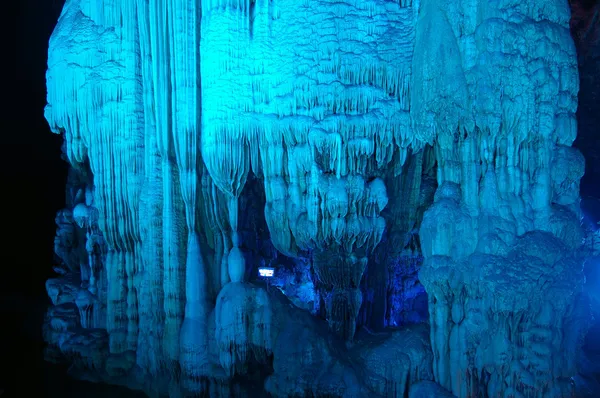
43,0,591,396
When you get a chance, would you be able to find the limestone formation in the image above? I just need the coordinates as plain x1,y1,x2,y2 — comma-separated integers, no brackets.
43,0,593,396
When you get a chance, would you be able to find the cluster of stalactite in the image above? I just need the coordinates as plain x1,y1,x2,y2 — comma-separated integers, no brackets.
44,0,589,396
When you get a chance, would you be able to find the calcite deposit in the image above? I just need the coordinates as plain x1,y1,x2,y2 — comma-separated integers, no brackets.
43,0,594,396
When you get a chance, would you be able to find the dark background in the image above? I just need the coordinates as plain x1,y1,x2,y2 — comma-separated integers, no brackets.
2,0,598,396
3,0,69,395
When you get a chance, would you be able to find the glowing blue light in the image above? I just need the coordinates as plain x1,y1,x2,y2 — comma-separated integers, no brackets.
258,267,275,277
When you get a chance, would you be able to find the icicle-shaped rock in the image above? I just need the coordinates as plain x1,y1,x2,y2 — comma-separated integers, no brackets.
44,0,589,396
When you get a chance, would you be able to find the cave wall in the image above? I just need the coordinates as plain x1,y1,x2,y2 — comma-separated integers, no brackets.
413,1,589,396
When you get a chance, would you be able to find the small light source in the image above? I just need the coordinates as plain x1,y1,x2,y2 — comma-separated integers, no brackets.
258,267,275,278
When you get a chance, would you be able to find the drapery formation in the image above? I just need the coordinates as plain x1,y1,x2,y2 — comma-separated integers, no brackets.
44,0,588,396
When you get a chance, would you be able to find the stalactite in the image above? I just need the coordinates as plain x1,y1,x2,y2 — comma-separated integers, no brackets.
161,158,187,364
44,0,588,396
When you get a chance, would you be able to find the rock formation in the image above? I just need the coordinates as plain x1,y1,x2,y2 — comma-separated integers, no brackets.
43,0,594,396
